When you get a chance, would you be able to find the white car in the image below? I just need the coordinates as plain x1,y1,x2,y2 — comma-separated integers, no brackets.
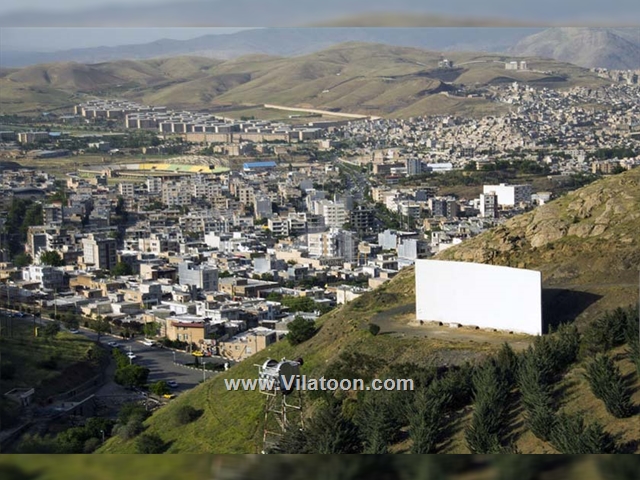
107,341,120,348
68,329,80,334
126,352,137,359
141,339,155,346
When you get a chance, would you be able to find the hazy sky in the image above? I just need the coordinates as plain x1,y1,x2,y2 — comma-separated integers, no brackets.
0,28,252,51
0,0,163,14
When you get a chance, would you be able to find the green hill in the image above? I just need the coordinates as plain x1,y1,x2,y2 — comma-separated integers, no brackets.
1,43,608,115
97,167,640,454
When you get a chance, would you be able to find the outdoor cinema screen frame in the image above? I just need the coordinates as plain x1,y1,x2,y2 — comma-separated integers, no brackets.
415,260,542,335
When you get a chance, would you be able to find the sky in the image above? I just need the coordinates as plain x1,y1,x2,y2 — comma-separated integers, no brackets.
0,28,253,52
0,0,637,52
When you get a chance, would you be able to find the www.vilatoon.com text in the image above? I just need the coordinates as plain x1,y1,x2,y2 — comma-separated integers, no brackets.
224,376,415,392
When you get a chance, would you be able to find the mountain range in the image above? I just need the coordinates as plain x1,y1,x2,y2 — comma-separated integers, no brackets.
2,27,639,70
0,43,609,116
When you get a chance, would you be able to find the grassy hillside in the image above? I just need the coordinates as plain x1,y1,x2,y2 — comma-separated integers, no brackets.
1,43,608,116
96,169,640,454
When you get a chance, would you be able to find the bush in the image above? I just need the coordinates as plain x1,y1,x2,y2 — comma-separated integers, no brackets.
581,306,635,357
174,405,201,425
584,354,634,419
135,433,166,453
368,323,381,336
150,380,170,396
287,316,317,346
114,364,150,388
116,418,144,440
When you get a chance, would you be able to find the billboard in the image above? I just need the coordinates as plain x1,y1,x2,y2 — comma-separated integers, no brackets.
415,260,542,335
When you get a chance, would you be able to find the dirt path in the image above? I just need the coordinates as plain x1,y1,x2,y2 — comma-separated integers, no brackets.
371,303,533,351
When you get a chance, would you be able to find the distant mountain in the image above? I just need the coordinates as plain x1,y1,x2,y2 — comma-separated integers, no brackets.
0,43,608,116
511,27,640,69
1,28,542,68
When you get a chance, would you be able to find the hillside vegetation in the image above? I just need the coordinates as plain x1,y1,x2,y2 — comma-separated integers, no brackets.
1,43,608,115
98,168,640,454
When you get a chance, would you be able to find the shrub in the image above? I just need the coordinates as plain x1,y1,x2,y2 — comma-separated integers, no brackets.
174,405,201,425
150,380,170,396
116,418,144,440
135,433,166,453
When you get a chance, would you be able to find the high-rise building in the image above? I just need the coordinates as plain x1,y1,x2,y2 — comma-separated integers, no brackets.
405,158,423,176
349,205,375,233
482,184,532,207
480,192,499,219
178,260,219,292
82,234,117,271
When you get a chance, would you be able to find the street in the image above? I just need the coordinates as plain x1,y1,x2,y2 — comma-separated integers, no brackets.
6,310,224,395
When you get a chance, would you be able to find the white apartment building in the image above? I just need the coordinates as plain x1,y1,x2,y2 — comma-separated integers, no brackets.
162,181,191,207
483,183,532,207
118,183,135,197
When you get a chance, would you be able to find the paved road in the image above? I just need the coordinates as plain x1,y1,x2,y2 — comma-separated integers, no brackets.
5,310,225,396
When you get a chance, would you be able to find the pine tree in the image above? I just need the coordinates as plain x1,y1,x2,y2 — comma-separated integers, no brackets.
406,381,451,454
550,412,616,454
584,354,634,419
518,349,557,441
465,361,510,453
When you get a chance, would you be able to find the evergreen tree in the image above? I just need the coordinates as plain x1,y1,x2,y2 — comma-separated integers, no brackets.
550,412,616,454
465,361,510,453
584,354,634,418
406,381,451,454
518,349,557,441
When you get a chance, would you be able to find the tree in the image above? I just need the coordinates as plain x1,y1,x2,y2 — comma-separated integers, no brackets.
304,401,362,454
143,321,160,339
354,391,401,453
550,412,616,454
518,348,556,441
92,316,111,343
114,364,150,388
406,381,451,454
40,250,64,267
287,316,317,346
42,321,61,340
150,380,170,396
584,354,634,418
465,360,511,453
111,261,133,277
13,253,32,267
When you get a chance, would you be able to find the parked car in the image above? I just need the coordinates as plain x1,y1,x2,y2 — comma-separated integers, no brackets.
68,329,80,334
141,339,155,346
162,393,175,399
126,352,137,359
166,380,179,389
107,341,120,348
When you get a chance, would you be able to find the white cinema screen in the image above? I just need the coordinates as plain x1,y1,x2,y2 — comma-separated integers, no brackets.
415,260,542,335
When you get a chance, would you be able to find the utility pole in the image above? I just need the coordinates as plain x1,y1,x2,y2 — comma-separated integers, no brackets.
202,359,206,382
